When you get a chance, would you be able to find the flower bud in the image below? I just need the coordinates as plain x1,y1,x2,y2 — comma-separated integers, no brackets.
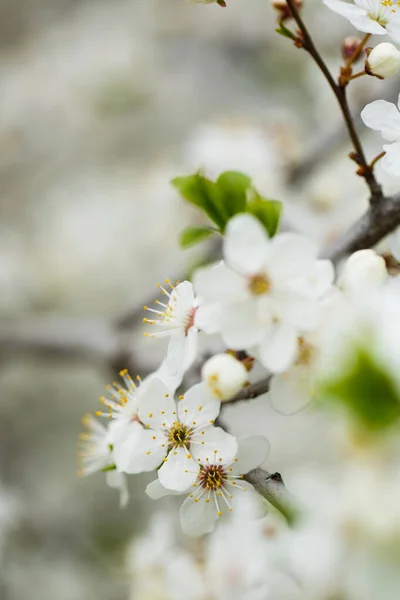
339,250,387,293
202,353,248,401
272,0,302,22
366,43,400,79
342,36,362,61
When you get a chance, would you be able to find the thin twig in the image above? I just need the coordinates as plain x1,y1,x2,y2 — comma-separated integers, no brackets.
285,0,383,204
245,469,301,524
224,376,272,404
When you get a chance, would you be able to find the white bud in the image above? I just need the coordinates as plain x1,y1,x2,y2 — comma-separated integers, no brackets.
367,43,400,79
339,249,387,293
202,353,247,401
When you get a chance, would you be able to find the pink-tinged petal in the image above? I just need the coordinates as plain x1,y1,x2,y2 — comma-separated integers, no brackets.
382,141,400,176
180,493,219,537
268,233,318,282
361,100,400,142
231,436,270,475
224,214,268,275
114,428,167,474
138,378,177,430
192,427,238,465
178,383,221,428
146,478,189,500
158,447,199,491
259,322,298,373
269,365,314,415
193,262,247,303
220,301,266,348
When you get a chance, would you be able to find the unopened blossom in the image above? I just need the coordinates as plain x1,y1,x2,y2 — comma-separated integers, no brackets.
201,353,248,401
143,280,200,377
323,0,400,43
194,214,333,373
147,436,270,537
366,42,400,78
361,95,400,176
78,414,128,507
117,378,236,492
338,249,387,293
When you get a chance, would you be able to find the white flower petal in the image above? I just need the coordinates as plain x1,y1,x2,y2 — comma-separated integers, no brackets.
180,493,219,537
232,436,270,475
158,447,199,491
174,280,195,306
105,471,129,508
146,478,189,500
220,301,266,348
305,260,335,299
269,365,314,415
349,13,387,34
192,427,238,465
224,214,268,275
259,322,298,373
382,141,400,176
138,378,176,430
361,100,400,142
114,428,167,474
194,262,247,303
268,233,318,282
166,328,198,376
386,15,400,44
389,227,400,262
178,383,221,428
323,0,366,19
194,302,221,334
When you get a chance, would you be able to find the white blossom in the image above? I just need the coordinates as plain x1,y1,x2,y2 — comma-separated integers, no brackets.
367,42,400,78
117,378,237,492
194,214,332,373
338,249,388,293
201,353,248,401
323,0,400,43
361,94,400,176
78,414,128,507
147,436,270,537
144,280,200,377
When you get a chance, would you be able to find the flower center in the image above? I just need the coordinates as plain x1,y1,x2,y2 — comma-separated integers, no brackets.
198,464,226,490
248,273,271,296
296,336,315,366
168,422,191,448
184,306,197,335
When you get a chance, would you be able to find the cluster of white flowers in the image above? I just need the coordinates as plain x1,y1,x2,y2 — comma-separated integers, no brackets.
75,0,400,596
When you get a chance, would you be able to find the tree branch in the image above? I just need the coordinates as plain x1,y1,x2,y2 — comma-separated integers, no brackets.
322,191,400,263
245,469,301,524
224,376,272,404
285,0,383,204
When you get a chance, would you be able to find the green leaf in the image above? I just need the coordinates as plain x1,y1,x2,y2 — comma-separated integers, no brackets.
246,194,282,237
216,171,251,218
171,174,226,230
179,226,216,248
275,21,295,40
321,348,400,432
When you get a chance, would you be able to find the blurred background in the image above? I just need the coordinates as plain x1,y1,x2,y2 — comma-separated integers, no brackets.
0,0,398,598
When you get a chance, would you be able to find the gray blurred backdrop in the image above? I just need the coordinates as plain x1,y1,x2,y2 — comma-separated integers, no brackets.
0,1,397,598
